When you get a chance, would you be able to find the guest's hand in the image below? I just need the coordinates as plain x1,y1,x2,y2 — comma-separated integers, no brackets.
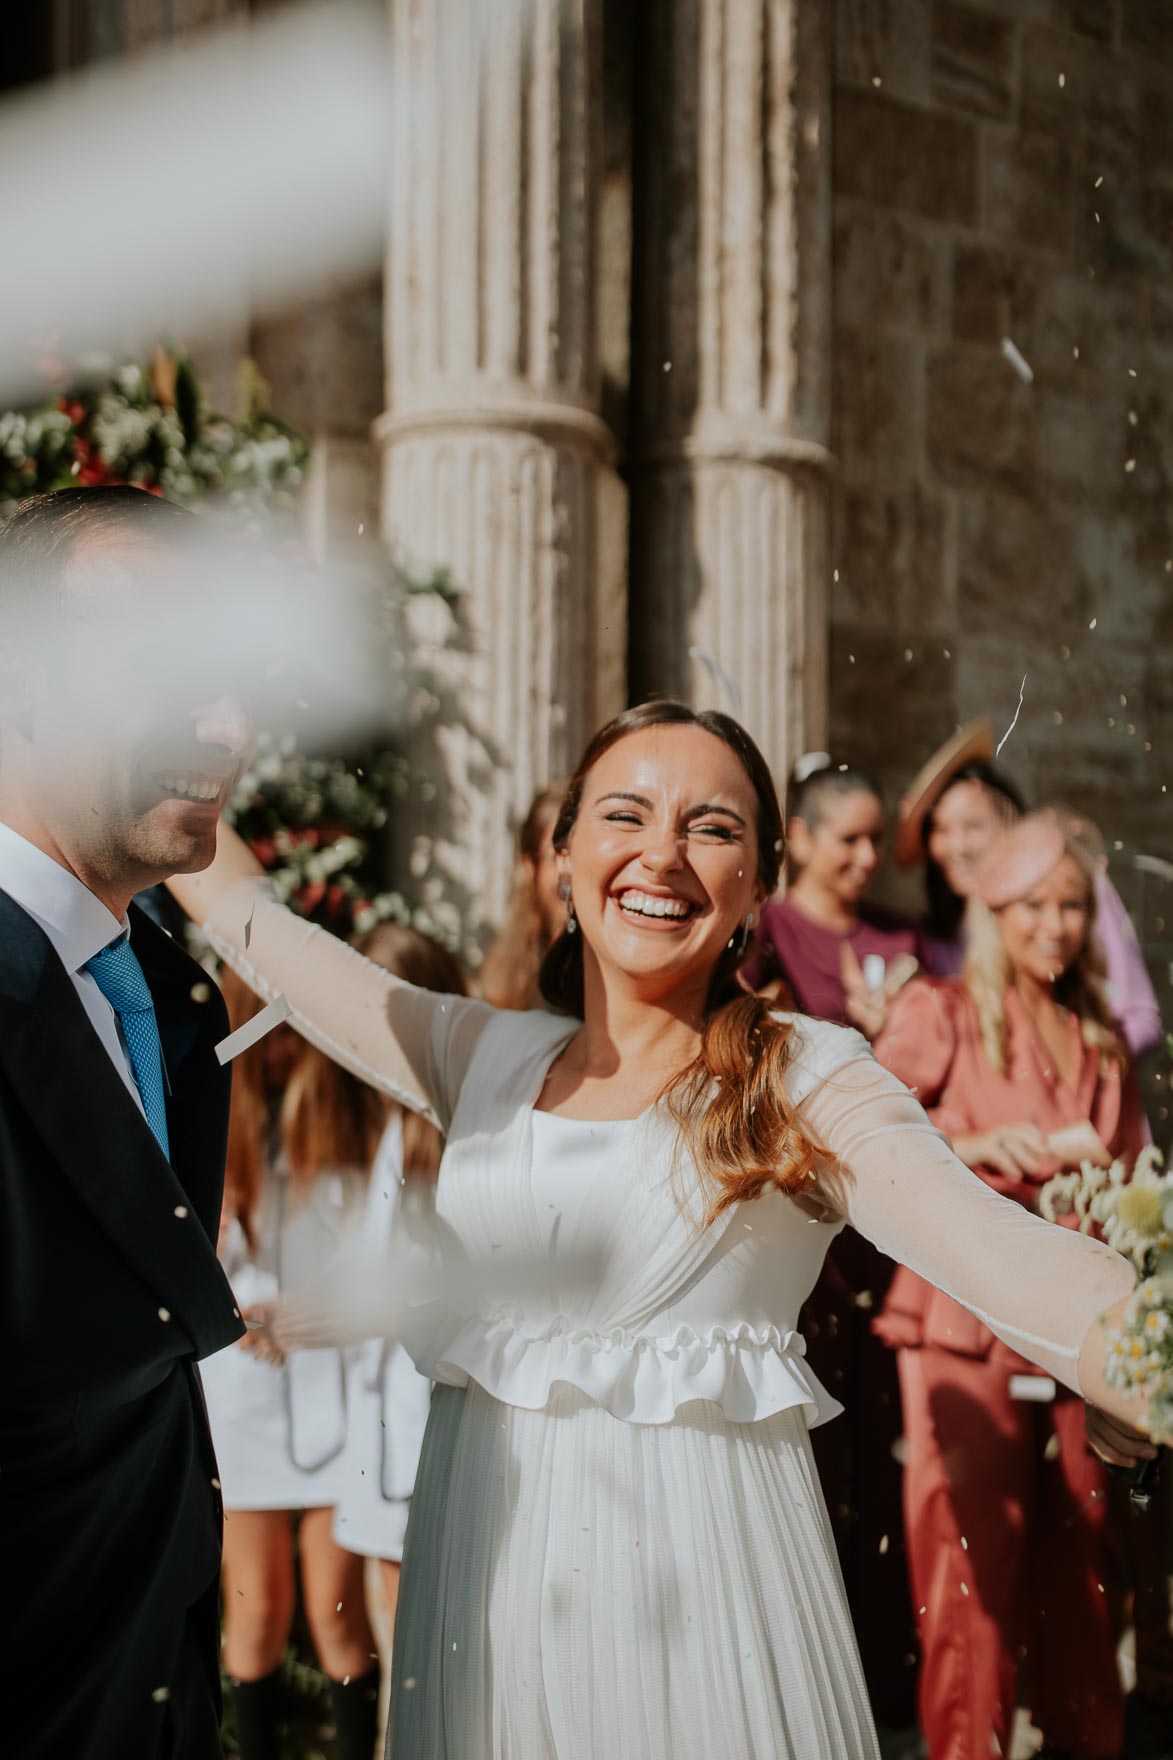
1046,1120,1112,1170
840,946,919,1042
238,1301,286,1365
954,1123,1050,1180
1084,1401,1158,1470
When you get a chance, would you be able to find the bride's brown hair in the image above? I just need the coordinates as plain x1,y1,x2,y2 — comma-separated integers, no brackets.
538,700,820,1223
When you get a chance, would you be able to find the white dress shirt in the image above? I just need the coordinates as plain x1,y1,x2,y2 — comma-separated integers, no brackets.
0,819,147,1119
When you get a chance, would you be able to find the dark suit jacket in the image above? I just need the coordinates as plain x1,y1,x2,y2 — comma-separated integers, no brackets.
0,890,245,1759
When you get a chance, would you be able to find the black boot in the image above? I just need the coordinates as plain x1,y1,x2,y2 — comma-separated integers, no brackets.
329,1665,381,1760
230,1666,285,1760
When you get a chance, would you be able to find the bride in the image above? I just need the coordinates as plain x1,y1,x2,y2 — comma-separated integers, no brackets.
170,699,1152,1760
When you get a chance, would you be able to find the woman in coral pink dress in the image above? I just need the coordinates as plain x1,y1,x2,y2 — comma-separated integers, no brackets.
874,814,1148,1760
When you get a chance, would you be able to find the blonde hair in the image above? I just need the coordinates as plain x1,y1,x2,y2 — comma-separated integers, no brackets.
220,925,468,1247
539,700,821,1226
962,833,1124,1076
478,782,566,1011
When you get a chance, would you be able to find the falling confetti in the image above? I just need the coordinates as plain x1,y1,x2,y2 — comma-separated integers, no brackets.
995,675,1027,758
174,1205,188,1219
1000,337,1033,384
244,904,255,950
215,993,293,1065
151,1687,171,1703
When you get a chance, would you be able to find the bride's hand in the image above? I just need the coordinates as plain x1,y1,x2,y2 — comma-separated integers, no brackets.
1084,1401,1158,1470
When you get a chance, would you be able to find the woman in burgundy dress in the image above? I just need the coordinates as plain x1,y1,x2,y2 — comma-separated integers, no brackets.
742,753,926,1725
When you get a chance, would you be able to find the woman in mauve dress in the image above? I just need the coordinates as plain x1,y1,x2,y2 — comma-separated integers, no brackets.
742,753,929,1722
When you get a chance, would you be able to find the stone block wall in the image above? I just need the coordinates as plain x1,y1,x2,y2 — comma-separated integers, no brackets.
829,0,1173,1119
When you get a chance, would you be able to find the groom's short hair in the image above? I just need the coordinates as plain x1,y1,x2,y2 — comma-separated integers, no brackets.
0,485,201,652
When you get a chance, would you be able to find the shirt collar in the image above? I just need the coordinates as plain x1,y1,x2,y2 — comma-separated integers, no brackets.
0,820,130,975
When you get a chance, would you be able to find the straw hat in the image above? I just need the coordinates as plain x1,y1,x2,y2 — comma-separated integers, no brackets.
893,719,996,868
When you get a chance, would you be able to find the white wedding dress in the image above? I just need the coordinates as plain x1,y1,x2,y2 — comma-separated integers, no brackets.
205,885,1134,1760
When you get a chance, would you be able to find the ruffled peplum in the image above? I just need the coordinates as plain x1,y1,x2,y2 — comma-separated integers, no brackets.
409,1304,843,1429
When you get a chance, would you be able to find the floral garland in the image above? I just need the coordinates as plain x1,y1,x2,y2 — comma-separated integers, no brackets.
0,354,308,526
1,354,462,952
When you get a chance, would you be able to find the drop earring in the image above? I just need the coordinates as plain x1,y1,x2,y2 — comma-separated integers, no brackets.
561,881,577,934
735,913,754,958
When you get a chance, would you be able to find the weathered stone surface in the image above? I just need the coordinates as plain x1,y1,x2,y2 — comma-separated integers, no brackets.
1122,0,1173,60
984,130,1076,254
828,627,958,792
1053,0,1117,42
834,205,949,334
834,0,932,101
832,486,954,631
1041,383,1139,498
833,328,924,488
1020,27,1140,151
955,493,1166,643
956,635,1150,769
834,91,979,224
947,0,1047,20
1073,139,1171,276
952,242,1039,350
926,345,1041,494
1142,87,1173,187
1151,284,1173,363
956,492,1088,637
931,2,1015,120
1029,271,1148,378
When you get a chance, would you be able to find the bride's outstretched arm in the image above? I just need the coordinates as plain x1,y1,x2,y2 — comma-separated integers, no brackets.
168,820,494,1129
800,1054,1143,1432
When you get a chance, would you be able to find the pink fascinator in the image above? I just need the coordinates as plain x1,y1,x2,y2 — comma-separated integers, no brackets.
973,816,1066,909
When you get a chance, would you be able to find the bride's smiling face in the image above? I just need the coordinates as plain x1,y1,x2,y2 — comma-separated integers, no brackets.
561,725,767,1003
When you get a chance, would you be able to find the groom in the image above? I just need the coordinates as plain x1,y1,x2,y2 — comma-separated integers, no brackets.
0,488,254,1758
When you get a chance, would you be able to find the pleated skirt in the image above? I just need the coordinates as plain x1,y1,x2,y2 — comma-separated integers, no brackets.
388,1382,880,1759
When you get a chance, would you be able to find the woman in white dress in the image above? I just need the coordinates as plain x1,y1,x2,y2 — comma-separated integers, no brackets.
331,924,468,1639
201,970,385,1760
172,700,1154,1760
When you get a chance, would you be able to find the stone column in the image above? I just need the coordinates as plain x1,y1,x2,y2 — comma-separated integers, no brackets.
630,0,832,782
377,0,625,946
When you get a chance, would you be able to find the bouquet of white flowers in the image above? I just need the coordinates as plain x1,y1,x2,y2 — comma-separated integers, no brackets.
1041,1145,1173,1440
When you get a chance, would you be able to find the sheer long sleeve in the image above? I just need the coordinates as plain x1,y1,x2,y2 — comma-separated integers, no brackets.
203,879,494,1130
801,1055,1136,1397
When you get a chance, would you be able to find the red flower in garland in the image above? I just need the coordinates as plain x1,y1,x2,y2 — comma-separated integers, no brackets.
71,439,117,488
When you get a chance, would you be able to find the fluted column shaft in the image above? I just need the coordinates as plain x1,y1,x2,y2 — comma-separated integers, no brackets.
631,0,832,780
378,0,623,944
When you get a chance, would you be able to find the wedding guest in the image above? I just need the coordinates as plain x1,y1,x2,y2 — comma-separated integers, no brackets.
202,970,383,1760
477,781,565,1010
331,922,467,1642
743,750,923,1722
742,752,925,1040
895,723,1161,1059
168,701,1150,1760
874,813,1148,1760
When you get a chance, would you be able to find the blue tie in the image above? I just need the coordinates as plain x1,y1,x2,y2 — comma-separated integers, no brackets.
85,937,171,1161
